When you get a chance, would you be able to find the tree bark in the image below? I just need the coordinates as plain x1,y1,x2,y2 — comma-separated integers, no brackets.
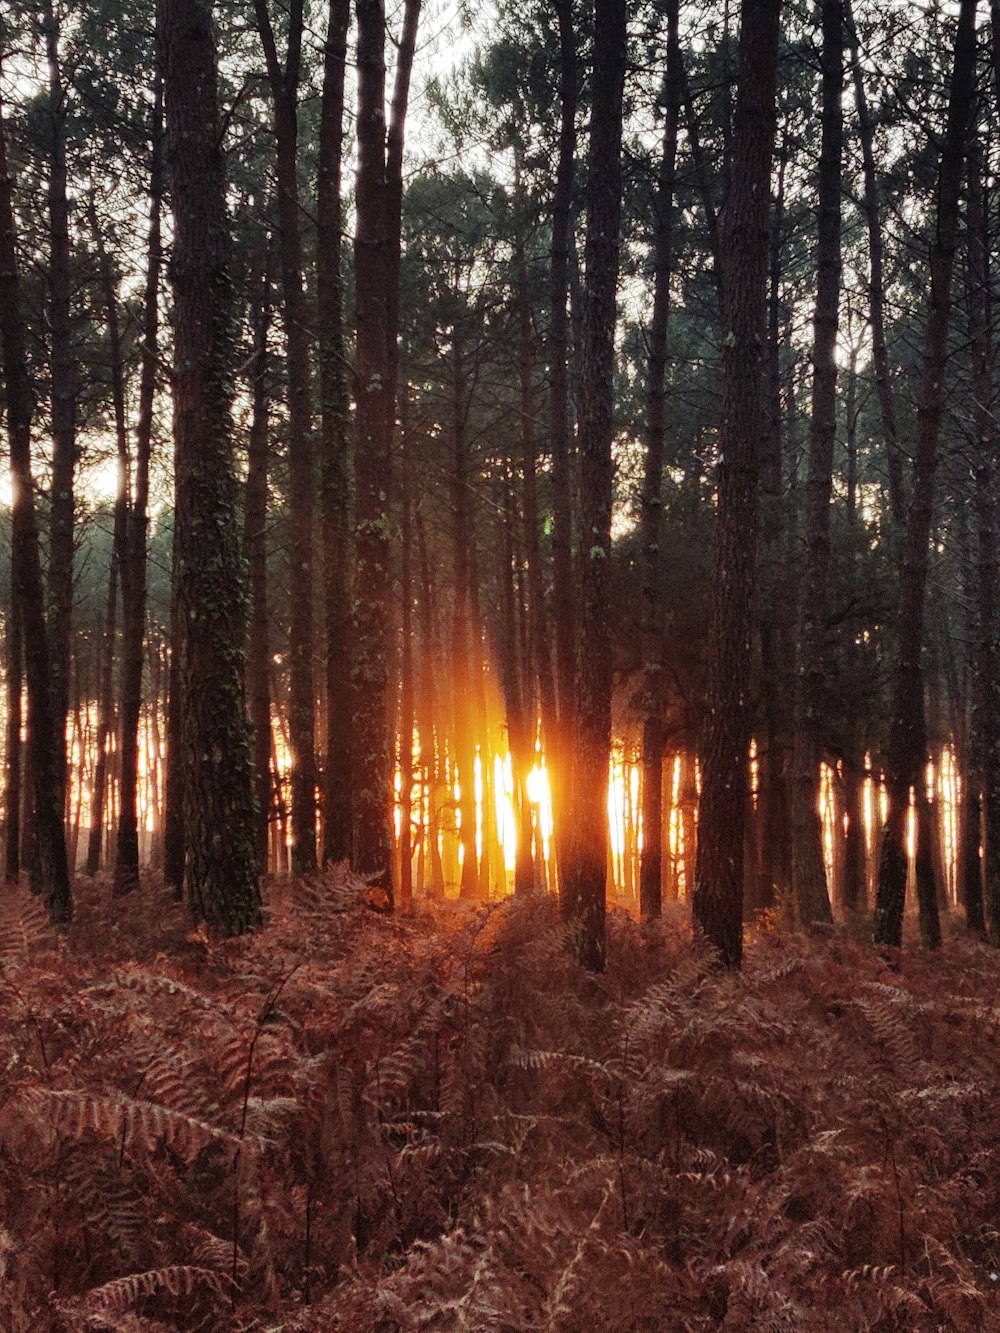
43,0,76,813
114,73,163,896
790,0,841,929
966,137,1000,939
243,276,273,875
4,579,21,883
639,0,680,921
693,0,781,968
351,0,420,896
0,55,72,922
561,0,626,971
255,0,317,874
318,0,353,866
845,0,905,524
159,0,261,933
873,0,977,948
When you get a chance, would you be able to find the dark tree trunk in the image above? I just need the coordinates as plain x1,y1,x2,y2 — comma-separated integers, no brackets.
561,0,626,971
415,502,445,897
967,138,1000,940
351,0,420,896
255,0,317,874
693,0,781,969
548,0,578,884
115,74,163,896
790,0,841,929
513,154,556,747
399,416,415,909
845,0,905,524
243,279,273,875
873,0,977,948
0,58,72,923
318,0,353,866
85,194,130,879
159,0,261,934
4,580,21,883
163,551,184,899
43,0,76,812
639,0,680,921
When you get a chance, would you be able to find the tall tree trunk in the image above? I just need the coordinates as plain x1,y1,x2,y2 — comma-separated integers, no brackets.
0,56,72,923
318,0,353,866
415,502,445,896
873,0,978,948
115,75,163,896
513,153,556,748
159,0,261,934
43,0,76,813
693,0,781,969
845,0,905,524
4,580,21,883
243,279,273,875
255,0,317,874
399,422,415,908
790,0,842,929
85,194,130,878
639,0,680,921
548,0,578,877
351,0,420,896
562,0,626,971
967,136,1000,939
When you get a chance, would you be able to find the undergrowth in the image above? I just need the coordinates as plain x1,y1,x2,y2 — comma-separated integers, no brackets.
2,873,1000,1331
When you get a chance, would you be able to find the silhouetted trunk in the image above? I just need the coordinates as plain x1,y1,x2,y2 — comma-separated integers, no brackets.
693,0,781,969
498,474,535,895
163,553,184,899
243,280,272,875
967,138,1000,939
562,0,626,971
639,0,680,921
114,75,163,896
43,0,76,811
548,0,578,886
513,154,556,744
415,503,445,896
791,0,841,929
351,0,420,897
399,429,415,908
0,57,71,922
255,0,317,873
873,0,977,948
84,195,130,877
318,0,353,866
845,0,905,524
4,582,21,882
160,0,261,933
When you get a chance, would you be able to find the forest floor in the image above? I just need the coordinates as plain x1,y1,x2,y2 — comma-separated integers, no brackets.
2,873,1000,1331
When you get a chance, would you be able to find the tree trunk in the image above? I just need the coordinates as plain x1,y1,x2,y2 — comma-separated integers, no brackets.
114,76,163,896
0,55,72,923
639,0,680,921
791,0,841,929
966,137,1000,940
43,0,76,813
255,0,317,874
243,278,273,875
693,0,781,969
845,0,905,524
562,0,626,971
160,0,261,934
318,0,353,866
548,0,578,884
873,0,977,948
4,580,21,883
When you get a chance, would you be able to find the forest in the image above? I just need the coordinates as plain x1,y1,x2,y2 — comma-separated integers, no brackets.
2,0,1000,1326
